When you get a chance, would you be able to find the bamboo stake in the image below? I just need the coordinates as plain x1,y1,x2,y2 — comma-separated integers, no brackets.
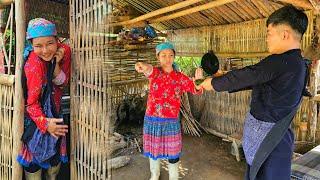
275,0,313,9
2,5,12,71
150,0,236,23
8,3,13,75
12,0,25,179
110,0,204,26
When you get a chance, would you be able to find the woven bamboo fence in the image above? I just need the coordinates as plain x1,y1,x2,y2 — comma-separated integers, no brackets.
0,75,14,180
69,0,161,178
170,11,319,143
70,0,111,179
0,2,23,179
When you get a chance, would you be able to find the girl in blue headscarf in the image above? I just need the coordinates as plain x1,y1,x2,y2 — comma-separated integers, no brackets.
17,18,71,180
135,42,203,180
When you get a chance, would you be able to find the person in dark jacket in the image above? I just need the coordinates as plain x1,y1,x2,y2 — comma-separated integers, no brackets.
200,5,309,180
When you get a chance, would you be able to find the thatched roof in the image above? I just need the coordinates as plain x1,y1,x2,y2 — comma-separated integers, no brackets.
115,0,320,30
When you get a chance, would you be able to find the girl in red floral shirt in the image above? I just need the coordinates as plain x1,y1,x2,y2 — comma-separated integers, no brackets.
17,18,70,180
135,42,203,180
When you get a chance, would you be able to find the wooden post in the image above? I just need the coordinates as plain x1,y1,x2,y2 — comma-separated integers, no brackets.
150,0,236,23
275,0,313,9
110,0,203,27
12,0,25,179
69,0,76,179
309,60,319,142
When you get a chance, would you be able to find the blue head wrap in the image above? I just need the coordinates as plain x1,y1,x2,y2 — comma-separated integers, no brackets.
156,42,175,55
26,18,57,40
24,18,57,59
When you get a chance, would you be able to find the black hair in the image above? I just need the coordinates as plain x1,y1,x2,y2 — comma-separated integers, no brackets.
201,50,219,75
267,5,308,37
157,49,176,56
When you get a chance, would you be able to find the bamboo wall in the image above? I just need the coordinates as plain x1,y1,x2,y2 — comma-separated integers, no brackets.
169,11,313,57
0,76,14,180
27,0,69,37
170,11,318,142
107,45,158,106
70,0,110,179
189,91,317,142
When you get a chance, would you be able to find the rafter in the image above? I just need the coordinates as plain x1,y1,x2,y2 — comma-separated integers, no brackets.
110,0,204,27
150,0,236,23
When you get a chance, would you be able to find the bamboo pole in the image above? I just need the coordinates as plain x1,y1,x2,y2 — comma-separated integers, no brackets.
275,0,313,9
110,0,203,26
150,0,236,23
309,51,320,142
69,0,77,179
12,0,25,179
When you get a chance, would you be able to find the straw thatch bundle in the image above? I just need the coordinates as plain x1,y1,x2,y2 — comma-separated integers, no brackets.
180,93,202,137
187,90,251,138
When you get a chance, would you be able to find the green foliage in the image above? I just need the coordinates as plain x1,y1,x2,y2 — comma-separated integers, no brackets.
175,56,201,76
4,29,15,63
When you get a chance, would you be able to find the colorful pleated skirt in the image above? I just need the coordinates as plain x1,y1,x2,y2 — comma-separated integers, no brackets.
143,116,182,160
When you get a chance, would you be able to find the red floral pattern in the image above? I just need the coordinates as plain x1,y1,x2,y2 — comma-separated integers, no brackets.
145,67,202,118
24,43,71,133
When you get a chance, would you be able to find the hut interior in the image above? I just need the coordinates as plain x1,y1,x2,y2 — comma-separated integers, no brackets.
0,0,320,179
105,0,320,179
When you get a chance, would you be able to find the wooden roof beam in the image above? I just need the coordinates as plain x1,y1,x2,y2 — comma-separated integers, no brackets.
275,0,313,9
150,0,236,23
110,0,204,26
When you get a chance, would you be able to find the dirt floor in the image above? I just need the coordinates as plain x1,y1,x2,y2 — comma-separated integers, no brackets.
111,133,246,180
